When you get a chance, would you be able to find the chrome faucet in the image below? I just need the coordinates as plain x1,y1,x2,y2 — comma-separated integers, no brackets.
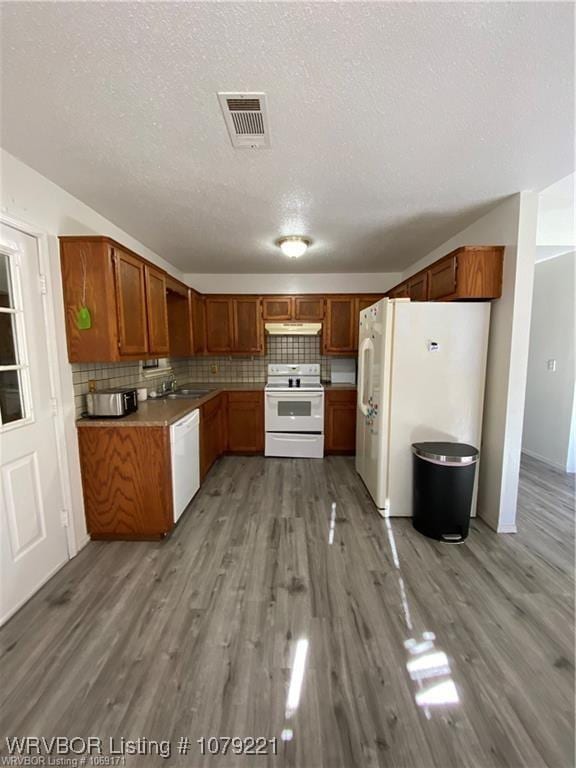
159,377,176,395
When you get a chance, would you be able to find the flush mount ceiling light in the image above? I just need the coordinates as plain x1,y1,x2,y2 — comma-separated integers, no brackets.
277,236,311,258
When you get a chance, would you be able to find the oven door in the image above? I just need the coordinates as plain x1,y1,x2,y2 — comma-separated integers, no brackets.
265,390,324,433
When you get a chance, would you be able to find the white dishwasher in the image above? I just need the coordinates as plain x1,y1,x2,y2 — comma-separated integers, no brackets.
170,409,200,524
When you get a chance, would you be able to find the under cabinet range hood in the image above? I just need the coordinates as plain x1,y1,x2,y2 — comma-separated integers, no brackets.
265,322,322,336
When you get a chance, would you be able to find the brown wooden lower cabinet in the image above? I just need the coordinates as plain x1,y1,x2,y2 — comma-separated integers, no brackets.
200,393,227,481
325,389,357,454
227,391,264,453
77,425,173,540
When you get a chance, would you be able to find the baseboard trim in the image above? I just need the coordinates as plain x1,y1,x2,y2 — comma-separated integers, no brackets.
497,524,518,534
0,557,69,627
74,534,91,555
521,449,568,473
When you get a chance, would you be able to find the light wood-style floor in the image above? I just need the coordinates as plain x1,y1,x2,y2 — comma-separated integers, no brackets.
1,455,574,767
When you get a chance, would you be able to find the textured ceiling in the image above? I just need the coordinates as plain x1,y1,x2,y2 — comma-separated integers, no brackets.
1,2,574,273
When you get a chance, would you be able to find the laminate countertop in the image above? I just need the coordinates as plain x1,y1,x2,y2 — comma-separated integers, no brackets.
76,381,356,428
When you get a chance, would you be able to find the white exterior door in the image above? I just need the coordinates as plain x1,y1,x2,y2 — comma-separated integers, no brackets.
0,223,69,625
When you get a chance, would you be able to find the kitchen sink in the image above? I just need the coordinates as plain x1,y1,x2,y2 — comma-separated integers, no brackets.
165,389,212,399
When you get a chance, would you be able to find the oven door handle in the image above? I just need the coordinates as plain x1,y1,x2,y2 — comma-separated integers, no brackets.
265,392,324,399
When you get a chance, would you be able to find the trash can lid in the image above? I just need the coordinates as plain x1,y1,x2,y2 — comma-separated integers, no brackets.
412,442,479,465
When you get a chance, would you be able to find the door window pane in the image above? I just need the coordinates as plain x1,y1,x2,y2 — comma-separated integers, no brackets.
0,255,14,308
0,369,24,424
0,313,18,365
278,400,312,417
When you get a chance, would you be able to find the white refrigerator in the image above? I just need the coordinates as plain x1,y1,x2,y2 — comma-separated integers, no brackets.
356,298,490,517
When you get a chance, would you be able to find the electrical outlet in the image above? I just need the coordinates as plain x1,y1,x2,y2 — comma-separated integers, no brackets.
211,364,219,375
547,359,557,372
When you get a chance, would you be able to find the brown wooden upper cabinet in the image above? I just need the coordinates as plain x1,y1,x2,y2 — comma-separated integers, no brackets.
408,271,429,302
190,290,206,355
323,295,382,354
294,296,324,321
233,297,263,354
205,296,264,355
60,237,121,362
323,297,355,355
389,283,409,299
262,295,325,322
166,277,193,358
60,236,153,362
355,295,381,314
205,297,234,353
113,247,149,357
60,236,186,363
386,246,504,302
262,296,293,321
428,254,457,301
144,264,169,355
353,295,382,347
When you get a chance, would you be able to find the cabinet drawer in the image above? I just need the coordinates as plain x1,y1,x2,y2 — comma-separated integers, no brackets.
227,390,263,403
429,256,457,300
326,389,356,402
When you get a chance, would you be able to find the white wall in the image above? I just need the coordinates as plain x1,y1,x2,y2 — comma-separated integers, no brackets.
404,193,538,532
568,390,576,474
186,273,401,294
0,149,187,553
536,173,575,248
522,251,576,471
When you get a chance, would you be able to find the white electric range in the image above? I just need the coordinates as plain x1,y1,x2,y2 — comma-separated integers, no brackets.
264,364,324,458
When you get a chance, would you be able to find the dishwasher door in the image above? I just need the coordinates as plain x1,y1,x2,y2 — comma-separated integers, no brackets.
170,409,200,523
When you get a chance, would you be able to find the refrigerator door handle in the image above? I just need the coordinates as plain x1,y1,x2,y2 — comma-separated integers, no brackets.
358,337,373,416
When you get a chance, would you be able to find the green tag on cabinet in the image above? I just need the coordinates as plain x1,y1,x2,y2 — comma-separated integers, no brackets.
76,306,92,330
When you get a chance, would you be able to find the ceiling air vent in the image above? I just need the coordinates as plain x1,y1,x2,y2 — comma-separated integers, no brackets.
218,92,270,149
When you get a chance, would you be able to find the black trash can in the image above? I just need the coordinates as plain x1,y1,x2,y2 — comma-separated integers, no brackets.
411,442,479,542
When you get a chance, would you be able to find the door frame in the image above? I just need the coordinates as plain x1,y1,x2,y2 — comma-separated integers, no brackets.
0,212,77,559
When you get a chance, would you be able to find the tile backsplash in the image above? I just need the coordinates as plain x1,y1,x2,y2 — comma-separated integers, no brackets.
72,336,347,418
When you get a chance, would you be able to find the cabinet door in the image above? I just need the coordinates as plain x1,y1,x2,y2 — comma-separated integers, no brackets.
408,272,429,302
233,298,263,354
112,248,148,356
227,392,264,453
262,296,293,321
60,239,119,362
167,287,193,357
200,394,225,480
354,295,382,347
356,295,381,314
429,256,457,300
325,390,357,453
190,291,206,354
144,265,170,355
389,283,409,299
294,296,324,321
205,298,234,353
78,426,173,539
323,298,355,354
